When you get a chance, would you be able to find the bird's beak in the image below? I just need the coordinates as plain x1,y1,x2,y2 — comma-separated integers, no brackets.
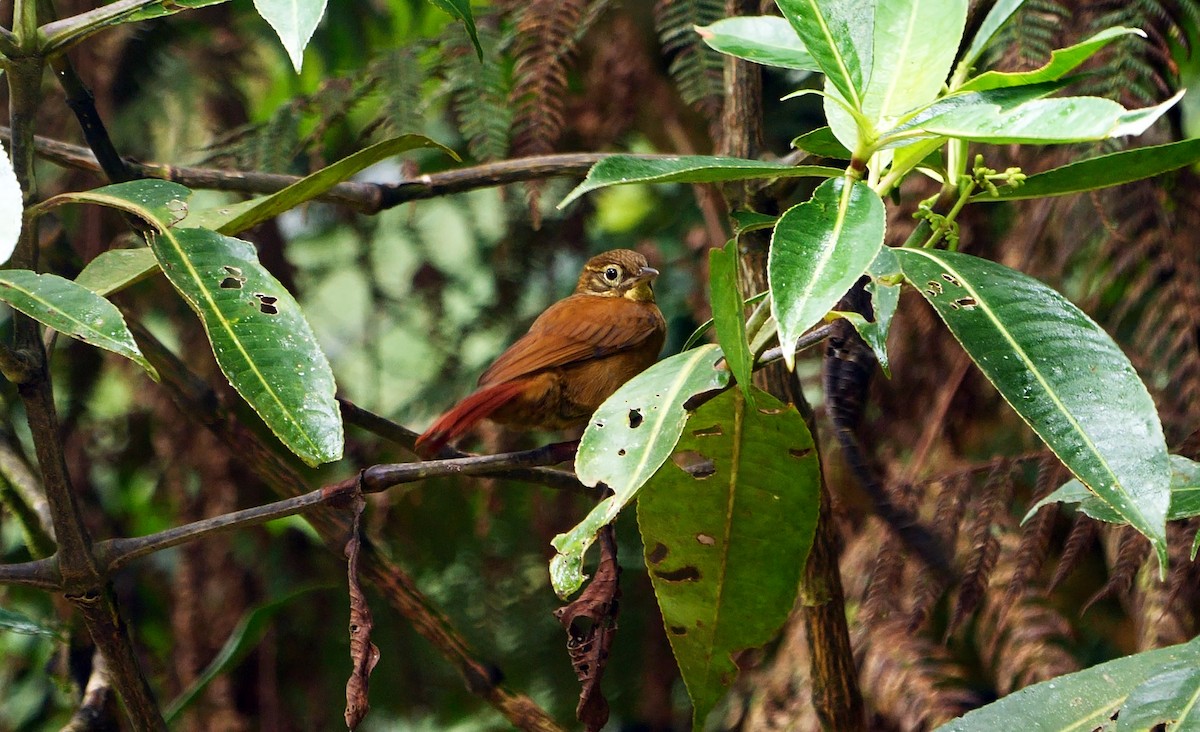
633,266,659,282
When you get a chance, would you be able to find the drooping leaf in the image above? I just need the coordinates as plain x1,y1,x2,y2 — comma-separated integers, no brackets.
917,91,1184,144
696,16,820,70
729,210,779,235
709,241,754,400
975,138,1200,202
187,135,458,234
252,0,329,72
1025,454,1200,524
42,0,231,54
427,0,482,59
0,143,23,265
936,636,1200,732
791,126,852,158
769,176,885,369
152,228,343,466
0,270,157,380
0,607,59,638
551,345,730,598
560,156,841,208
956,0,1026,73
36,179,194,226
895,248,1170,567
74,248,160,296
961,27,1143,92
775,0,874,108
830,246,900,376
639,387,819,728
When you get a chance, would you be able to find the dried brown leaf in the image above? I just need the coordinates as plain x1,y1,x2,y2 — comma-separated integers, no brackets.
345,495,379,730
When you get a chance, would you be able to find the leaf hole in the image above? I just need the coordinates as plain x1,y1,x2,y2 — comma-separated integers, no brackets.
646,542,669,564
926,280,943,295
953,297,978,310
219,277,244,290
789,447,814,460
627,409,643,429
222,265,243,276
653,566,700,583
617,449,626,456
255,293,280,315
668,626,688,636
671,451,716,479
691,424,723,437
941,273,961,286
757,406,787,415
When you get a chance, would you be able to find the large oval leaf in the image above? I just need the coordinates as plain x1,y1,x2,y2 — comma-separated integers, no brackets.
550,345,730,597
1026,454,1200,525
697,16,820,70
769,176,884,369
639,387,819,728
154,228,343,466
776,0,873,109
0,270,157,379
895,248,1170,566
937,636,1200,732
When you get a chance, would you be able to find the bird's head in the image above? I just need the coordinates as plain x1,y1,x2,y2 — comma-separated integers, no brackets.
575,249,659,303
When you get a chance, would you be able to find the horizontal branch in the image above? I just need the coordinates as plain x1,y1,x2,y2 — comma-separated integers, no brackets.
0,555,60,589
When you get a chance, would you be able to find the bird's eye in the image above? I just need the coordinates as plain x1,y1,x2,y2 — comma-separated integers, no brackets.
604,266,621,282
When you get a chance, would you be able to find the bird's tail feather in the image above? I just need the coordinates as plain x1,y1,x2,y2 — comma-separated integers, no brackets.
414,380,528,457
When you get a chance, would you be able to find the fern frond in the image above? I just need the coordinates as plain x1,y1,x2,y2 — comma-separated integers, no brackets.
441,20,513,161
654,0,725,123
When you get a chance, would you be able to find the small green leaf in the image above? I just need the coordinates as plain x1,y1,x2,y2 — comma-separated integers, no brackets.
961,27,1142,92
252,0,329,72
639,388,819,728
153,228,343,466
709,242,754,400
189,134,458,234
1026,454,1200,524
74,248,160,296
122,0,229,21
896,248,1170,568
791,126,852,159
551,345,730,597
729,210,779,235
957,0,1026,73
697,16,820,70
776,0,874,108
0,270,157,380
918,92,1184,144
830,246,900,376
427,0,482,59
770,176,885,369
0,606,59,638
0,143,22,265
975,138,1200,202
936,636,1200,732
42,1,231,55
560,155,841,208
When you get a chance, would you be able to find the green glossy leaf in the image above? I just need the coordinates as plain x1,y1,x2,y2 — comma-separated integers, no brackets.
153,228,343,466
0,270,157,380
165,585,324,722
551,345,730,597
681,292,768,352
791,126,852,158
74,248,160,296
895,248,1170,567
957,0,1026,73
975,138,1200,202
962,27,1142,92
937,636,1200,732
918,91,1184,144
1118,665,1200,731
37,179,193,226
697,16,820,70
860,0,967,124
0,143,22,265
639,388,818,728
252,0,329,72
776,0,873,108
427,0,482,59
560,156,841,208
123,0,229,21
729,210,779,235
42,1,231,55
0,606,58,638
830,246,900,376
190,134,457,234
709,242,754,400
1026,454,1200,524
769,176,885,369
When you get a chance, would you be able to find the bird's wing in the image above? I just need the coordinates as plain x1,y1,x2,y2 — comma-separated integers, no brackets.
478,294,663,387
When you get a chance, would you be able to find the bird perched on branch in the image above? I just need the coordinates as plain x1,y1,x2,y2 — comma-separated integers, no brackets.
415,249,666,457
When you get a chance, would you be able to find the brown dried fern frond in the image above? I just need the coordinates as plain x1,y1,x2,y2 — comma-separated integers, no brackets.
945,465,1013,639
907,474,968,632
1081,525,1151,616
1049,514,1100,591
995,456,1064,633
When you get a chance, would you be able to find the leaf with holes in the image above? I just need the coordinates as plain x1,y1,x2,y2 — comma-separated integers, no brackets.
153,228,343,466
639,387,818,728
709,241,754,400
74,248,160,296
0,270,157,380
560,156,841,208
1025,454,1200,525
187,134,458,234
33,179,193,227
895,248,1170,568
937,636,1200,732
551,345,730,598
769,176,885,369
697,16,820,70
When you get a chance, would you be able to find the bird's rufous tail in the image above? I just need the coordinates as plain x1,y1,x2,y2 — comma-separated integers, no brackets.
414,380,528,457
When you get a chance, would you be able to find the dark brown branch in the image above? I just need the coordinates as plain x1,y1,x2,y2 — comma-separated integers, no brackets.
0,555,60,588
61,650,118,732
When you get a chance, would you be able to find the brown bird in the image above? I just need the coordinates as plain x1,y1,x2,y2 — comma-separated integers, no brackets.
415,249,666,456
